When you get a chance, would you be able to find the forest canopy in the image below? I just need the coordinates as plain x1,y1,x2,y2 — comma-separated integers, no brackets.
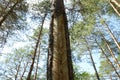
0,0,120,80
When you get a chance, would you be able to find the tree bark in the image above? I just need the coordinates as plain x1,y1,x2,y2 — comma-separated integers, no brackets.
47,0,74,80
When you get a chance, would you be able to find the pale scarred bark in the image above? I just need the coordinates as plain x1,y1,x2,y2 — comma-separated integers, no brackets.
52,14,69,80
47,0,74,80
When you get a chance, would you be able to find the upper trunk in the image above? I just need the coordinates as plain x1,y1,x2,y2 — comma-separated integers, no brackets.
47,0,74,80
0,1,19,27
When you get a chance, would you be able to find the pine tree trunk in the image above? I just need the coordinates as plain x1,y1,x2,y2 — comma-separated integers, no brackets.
95,39,120,78
103,21,120,50
20,62,28,80
84,38,100,80
47,0,74,80
26,14,46,80
109,0,120,16
15,57,23,80
34,45,41,80
102,36,120,70
98,15,120,50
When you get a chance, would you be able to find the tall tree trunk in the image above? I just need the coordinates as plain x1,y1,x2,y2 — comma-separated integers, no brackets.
47,0,74,80
0,1,19,27
95,39,120,78
102,35,120,70
15,56,23,80
84,38,100,80
34,45,41,80
26,14,47,80
109,0,120,16
20,62,28,80
98,15,120,51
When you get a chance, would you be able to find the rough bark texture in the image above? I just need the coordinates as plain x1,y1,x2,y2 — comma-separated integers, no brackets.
47,0,74,80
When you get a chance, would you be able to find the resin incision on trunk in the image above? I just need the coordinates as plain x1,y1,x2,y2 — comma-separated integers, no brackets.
47,0,74,80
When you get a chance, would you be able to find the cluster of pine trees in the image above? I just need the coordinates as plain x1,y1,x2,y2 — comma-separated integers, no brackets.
0,0,120,80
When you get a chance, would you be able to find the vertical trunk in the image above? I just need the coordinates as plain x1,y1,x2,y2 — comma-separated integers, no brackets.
47,0,74,80
15,57,23,80
102,36,120,70
0,1,19,27
84,38,100,80
15,62,21,80
95,39,120,78
20,62,29,80
34,45,41,80
26,14,47,80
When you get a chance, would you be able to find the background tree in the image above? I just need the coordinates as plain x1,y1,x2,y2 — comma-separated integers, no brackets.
0,0,28,46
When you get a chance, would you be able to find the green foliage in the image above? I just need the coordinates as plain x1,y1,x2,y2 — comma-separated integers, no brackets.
99,60,113,76
0,0,28,46
80,0,100,15
70,16,95,39
32,0,50,14
74,66,91,80
1,0,120,79
1,46,33,79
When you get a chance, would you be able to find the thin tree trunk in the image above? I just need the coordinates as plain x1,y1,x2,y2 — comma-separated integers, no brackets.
109,0,120,16
95,39,120,78
84,38,100,80
47,0,74,80
15,62,21,80
15,57,23,80
0,1,19,27
98,15,120,51
110,0,120,7
20,62,29,80
102,35,120,70
34,45,41,80
26,14,47,80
